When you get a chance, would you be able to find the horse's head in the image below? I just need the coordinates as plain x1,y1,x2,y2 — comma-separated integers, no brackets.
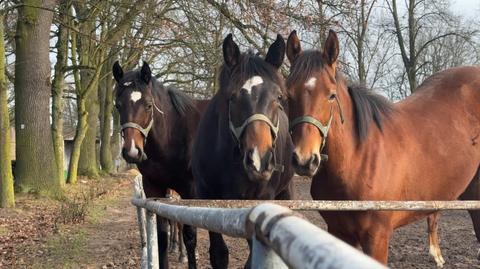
113,61,157,163
222,34,286,182
286,30,340,177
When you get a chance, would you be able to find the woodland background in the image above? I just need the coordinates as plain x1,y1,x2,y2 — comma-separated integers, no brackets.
0,0,479,207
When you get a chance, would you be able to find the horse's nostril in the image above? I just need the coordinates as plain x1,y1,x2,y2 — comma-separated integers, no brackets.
310,153,320,169
265,150,274,171
292,152,300,167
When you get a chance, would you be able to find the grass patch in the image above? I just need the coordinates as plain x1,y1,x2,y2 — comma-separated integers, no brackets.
0,225,10,236
33,228,88,269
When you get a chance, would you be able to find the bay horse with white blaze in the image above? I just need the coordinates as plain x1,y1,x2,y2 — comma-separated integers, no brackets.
286,30,480,265
192,34,294,269
113,61,208,269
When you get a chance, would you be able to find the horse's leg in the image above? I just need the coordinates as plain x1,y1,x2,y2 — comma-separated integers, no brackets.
176,188,197,269
168,220,176,253
359,227,392,264
460,167,480,260
427,212,445,267
178,222,187,263
209,231,229,269
156,215,170,269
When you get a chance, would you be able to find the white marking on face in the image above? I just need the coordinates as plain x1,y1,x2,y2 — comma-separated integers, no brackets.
123,81,132,86
252,146,261,172
128,139,139,158
305,77,317,89
130,91,142,103
242,76,264,94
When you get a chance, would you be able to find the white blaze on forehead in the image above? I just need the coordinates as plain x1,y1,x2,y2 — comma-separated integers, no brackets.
304,77,317,89
123,81,133,86
128,139,139,158
130,91,142,103
242,76,264,94
252,146,261,172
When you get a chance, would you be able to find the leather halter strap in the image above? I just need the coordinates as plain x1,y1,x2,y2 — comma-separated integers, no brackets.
289,106,334,161
229,114,280,143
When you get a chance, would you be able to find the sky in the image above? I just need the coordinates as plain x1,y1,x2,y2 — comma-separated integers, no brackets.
451,0,479,18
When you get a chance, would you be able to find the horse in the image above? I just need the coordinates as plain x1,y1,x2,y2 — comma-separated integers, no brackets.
112,61,209,269
285,29,480,265
192,34,294,269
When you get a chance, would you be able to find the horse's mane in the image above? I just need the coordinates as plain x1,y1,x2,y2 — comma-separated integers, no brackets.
165,86,196,116
348,83,393,140
286,50,393,140
219,51,285,93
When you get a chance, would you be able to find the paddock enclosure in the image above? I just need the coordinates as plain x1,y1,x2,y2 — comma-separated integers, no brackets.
131,175,480,269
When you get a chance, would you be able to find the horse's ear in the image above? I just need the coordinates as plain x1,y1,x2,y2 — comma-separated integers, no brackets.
287,30,302,64
140,61,152,84
223,33,240,68
265,34,285,69
323,30,339,66
112,61,123,83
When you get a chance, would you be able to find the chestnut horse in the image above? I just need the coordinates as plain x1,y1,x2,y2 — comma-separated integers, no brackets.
286,30,480,265
113,62,208,269
192,34,294,269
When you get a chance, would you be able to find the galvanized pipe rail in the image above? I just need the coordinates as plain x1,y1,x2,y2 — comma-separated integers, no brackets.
131,175,387,269
151,198,480,211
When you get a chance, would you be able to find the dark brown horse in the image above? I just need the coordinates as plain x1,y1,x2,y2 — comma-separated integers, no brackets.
113,61,208,269
286,30,480,265
192,34,294,269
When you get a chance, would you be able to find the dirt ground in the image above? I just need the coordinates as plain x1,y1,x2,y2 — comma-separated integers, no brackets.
1,175,479,268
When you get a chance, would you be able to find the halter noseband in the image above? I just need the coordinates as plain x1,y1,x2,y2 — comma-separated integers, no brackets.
229,114,280,143
120,101,163,143
289,96,344,162
228,101,284,172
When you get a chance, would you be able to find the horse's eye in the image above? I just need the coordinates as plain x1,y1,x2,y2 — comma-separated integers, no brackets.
329,93,337,101
146,103,153,110
115,103,121,110
277,95,283,101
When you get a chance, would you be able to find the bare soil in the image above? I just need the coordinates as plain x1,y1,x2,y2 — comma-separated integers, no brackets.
1,175,479,268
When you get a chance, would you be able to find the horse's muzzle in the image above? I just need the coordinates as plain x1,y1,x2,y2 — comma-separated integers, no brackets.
122,146,147,163
292,151,320,177
243,148,275,182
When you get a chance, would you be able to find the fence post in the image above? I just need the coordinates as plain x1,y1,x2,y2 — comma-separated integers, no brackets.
251,236,288,269
133,175,148,269
146,210,159,269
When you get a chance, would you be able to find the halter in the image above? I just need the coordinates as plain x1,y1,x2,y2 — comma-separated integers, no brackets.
289,96,344,161
121,101,164,143
228,101,284,172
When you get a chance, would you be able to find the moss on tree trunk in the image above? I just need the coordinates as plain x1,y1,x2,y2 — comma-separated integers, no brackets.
0,13,15,207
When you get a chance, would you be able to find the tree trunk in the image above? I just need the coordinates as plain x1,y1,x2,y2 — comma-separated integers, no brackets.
110,108,121,172
67,30,102,184
77,18,99,178
0,13,15,207
100,59,114,173
51,0,70,185
14,0,60,195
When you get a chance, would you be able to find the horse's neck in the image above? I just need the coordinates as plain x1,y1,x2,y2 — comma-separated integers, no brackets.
324,85,380,191
149,91,188,161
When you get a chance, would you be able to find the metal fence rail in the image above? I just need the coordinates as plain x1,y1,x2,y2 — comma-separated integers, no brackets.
131,175,480,269
151,198,480,211
131,175,387,269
